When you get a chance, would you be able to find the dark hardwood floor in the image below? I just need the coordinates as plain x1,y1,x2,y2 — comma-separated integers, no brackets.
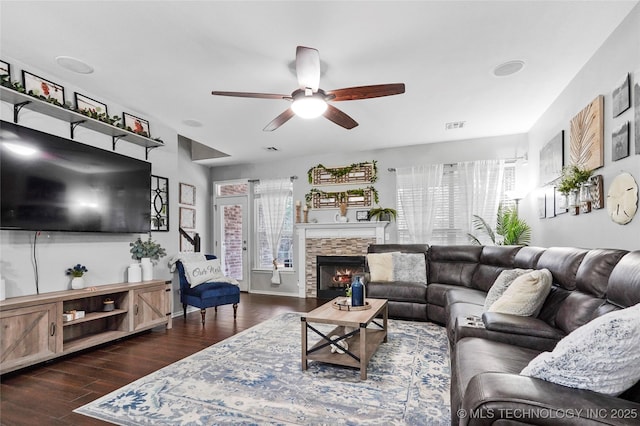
0,293,322,426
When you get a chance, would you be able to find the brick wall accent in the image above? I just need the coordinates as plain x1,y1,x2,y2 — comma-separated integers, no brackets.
305,237,375,297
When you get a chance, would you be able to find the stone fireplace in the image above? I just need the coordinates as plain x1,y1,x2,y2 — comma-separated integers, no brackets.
316,255,366,300
295,222,388,298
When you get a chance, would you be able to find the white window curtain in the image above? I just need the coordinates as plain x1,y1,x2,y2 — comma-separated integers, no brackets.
255,178,291,284
396,164,444,243
459,160,505,244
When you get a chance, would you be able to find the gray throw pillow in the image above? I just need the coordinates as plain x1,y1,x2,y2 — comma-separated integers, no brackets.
392,252,427,284
521,303,640,396
484,268,532,311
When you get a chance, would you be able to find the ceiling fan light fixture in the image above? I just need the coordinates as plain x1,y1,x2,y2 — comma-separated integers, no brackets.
291,92,327,119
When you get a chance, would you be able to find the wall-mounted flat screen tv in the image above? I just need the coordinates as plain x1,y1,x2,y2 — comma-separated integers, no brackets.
1,120,151,233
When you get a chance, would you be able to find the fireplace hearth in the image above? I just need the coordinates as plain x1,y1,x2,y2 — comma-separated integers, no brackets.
316,255,366,300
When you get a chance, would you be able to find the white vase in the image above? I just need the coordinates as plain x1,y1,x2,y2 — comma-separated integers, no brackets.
71,277,85,290
128,263,142,283
140,258,153,281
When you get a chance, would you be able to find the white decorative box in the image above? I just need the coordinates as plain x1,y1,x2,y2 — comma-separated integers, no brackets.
62,313,74,322
74,310,85,319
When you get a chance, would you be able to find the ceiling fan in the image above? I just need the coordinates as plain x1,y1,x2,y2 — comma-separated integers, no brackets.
212,46,405,131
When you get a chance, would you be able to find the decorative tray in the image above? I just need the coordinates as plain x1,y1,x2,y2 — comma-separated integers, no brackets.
332,298,372,311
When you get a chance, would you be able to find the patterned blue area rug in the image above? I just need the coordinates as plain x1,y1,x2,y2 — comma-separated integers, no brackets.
75,312,451,425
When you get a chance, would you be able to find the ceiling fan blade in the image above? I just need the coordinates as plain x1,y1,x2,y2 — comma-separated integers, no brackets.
323,104,358,130
296,46,320,92
263,108,296,131
212,91,290,100
325,83,405,102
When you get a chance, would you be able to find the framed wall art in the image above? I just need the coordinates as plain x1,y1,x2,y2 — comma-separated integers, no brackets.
554,186,568,216
612,121,629,161
179,207,195,229
179,182,195,205
537,193,546,219
612,73,630,117
0,60,10,77
151,175,169,231
123,112,150,137
545,187,556,218
635,71,640,154
22,70,65,104
570,95,604,171
75,92,108,116
539,131,564,185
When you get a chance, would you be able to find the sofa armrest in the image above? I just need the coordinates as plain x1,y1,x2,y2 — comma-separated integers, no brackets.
462,372,640,426
482,312,565,340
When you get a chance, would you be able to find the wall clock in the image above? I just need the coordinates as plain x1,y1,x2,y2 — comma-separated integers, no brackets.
606,172,638,225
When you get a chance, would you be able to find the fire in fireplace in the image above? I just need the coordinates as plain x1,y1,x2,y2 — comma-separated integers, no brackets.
316,255,366,299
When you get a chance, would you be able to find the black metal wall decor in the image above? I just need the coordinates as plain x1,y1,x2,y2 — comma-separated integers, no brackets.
151,175,169,231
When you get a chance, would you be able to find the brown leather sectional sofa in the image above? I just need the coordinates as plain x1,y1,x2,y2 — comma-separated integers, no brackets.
365,244,640,425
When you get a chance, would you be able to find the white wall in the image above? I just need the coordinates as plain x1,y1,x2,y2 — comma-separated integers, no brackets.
523,3,640,251
210,133,528,296
0,57,208,305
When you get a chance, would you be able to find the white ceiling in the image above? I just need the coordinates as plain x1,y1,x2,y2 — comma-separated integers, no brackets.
1,1,637,166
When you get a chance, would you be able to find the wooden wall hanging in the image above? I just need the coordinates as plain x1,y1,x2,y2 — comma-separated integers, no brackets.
308,162,377,186
306,187,378,209
570,95,604,171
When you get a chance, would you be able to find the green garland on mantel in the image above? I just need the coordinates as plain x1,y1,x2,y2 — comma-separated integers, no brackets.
305,186,379,205
307,160,378,183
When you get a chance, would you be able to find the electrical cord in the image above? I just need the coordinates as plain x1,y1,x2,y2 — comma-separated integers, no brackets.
33,231,40,294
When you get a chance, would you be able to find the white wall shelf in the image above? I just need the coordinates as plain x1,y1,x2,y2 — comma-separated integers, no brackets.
0,86,163,160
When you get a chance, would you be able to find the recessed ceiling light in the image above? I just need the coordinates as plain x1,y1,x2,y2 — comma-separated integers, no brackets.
55,56,94,74
493,60,525,77
183,119,203,127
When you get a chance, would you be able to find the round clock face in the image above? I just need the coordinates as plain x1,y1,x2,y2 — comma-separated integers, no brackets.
606,172,638,225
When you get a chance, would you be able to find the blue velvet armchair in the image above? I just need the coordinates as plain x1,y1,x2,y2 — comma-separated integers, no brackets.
175,255,240,325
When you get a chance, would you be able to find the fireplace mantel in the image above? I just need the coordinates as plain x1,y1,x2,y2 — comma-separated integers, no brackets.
295,222,389,297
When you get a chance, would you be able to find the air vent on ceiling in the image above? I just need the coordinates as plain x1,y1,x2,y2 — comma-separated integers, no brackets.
265,146,279,151
445,121,466,130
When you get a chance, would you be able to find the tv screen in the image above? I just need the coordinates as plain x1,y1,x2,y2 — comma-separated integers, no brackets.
1,120,151,233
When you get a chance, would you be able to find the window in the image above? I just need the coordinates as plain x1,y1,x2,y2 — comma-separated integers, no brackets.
254,183,294,269
397,161,514,245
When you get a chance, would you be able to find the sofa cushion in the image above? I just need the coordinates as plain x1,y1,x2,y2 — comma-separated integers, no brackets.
575,249,628,298
536,247,587,290
483,268,532,311
446,287,486,306
471,246,523,291
607,251,640,308
428,245,482,288
521,303,640,396
488,269,552,316
366,280,427,304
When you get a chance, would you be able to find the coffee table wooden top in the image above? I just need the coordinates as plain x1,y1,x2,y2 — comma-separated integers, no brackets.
302,297,387,327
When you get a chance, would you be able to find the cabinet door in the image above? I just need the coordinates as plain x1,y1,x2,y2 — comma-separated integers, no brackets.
1,303,59,373
133,285,166,331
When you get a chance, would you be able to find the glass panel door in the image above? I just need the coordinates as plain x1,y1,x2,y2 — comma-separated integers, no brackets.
215,197,248,291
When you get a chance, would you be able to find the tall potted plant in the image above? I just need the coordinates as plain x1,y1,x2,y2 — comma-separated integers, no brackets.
468,205,531,246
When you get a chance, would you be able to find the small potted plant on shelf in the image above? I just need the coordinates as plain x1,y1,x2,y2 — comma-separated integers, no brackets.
130,234,167,264
66,264,88,290
368,206,397,222
557,165,593,210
